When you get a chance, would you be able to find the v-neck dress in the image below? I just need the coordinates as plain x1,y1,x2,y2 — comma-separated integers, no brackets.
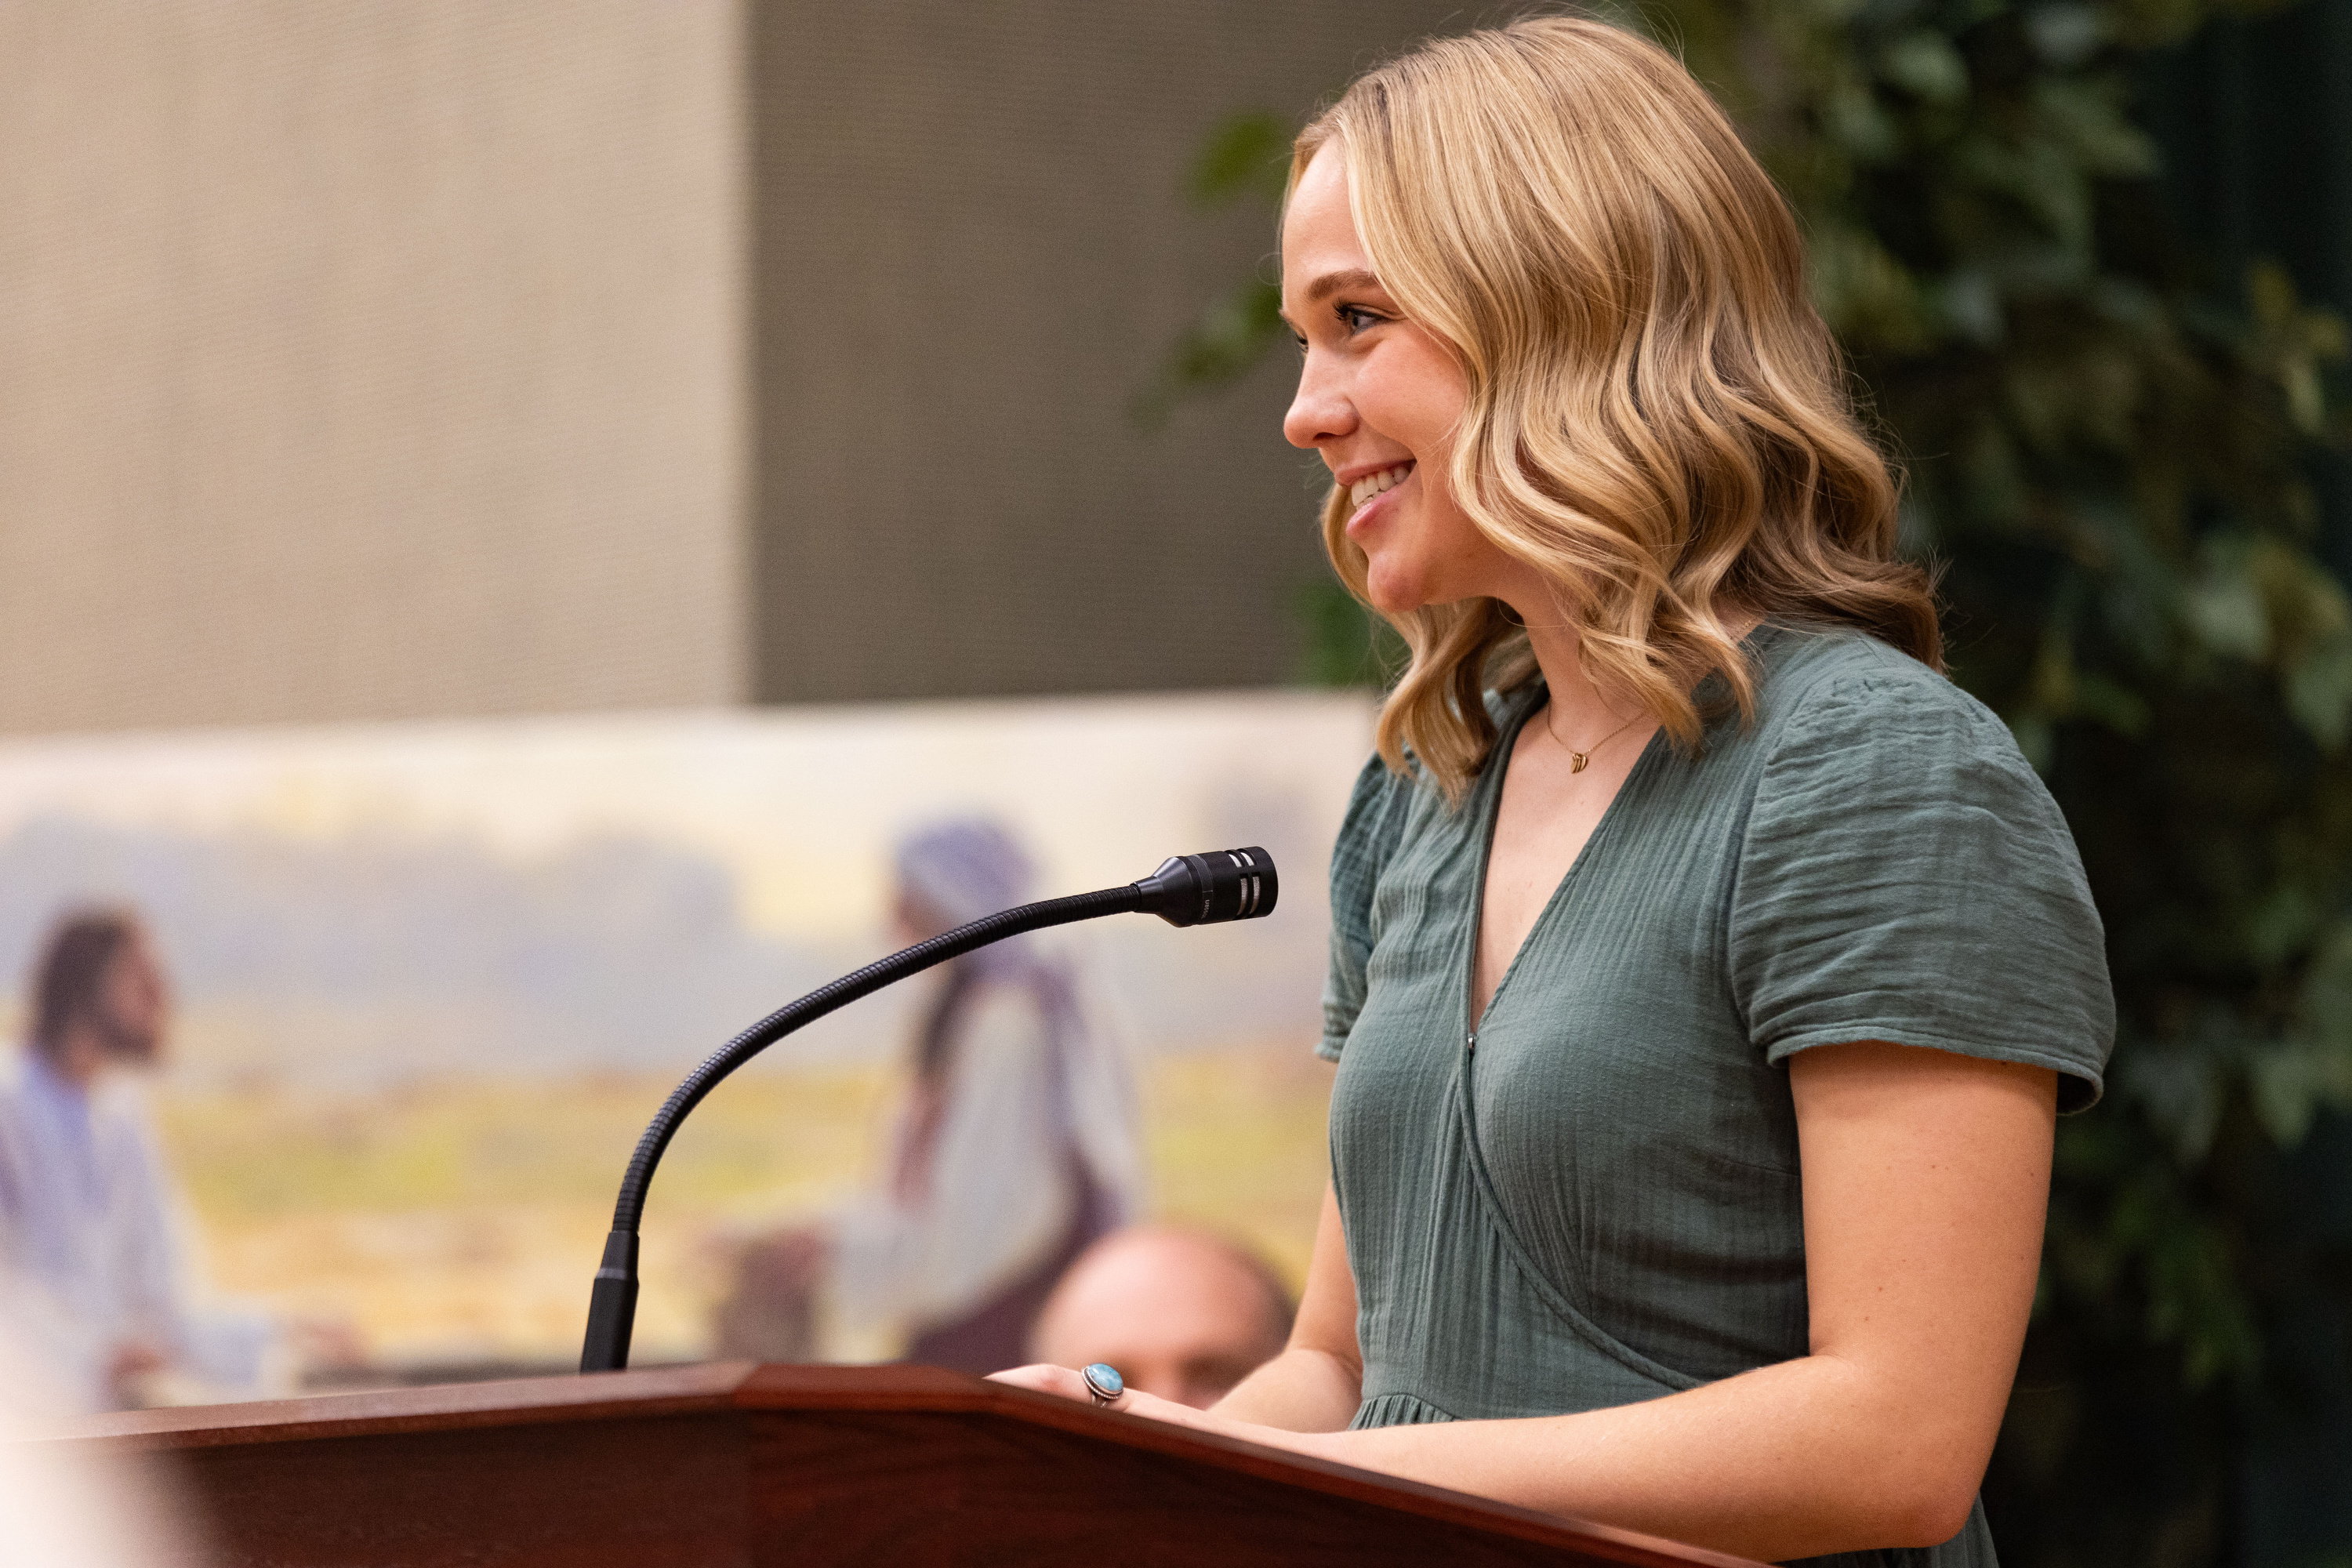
1317,624,2114,1568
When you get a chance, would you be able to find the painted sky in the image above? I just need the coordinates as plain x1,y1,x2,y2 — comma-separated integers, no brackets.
0,692,1374,1085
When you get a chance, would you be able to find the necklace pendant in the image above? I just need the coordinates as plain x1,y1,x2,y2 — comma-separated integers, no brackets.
1570,751,1591,773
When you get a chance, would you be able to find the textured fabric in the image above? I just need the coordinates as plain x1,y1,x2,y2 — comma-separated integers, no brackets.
1319,624,2114,1568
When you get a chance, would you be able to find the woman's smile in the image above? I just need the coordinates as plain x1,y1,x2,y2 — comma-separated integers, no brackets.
1343,461,1416,538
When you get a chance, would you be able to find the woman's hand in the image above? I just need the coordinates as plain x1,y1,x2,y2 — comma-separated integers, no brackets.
986,1362,1213,1430
985,1363,1344,1464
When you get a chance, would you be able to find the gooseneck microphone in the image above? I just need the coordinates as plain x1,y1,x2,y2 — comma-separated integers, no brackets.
580,847,1276,1373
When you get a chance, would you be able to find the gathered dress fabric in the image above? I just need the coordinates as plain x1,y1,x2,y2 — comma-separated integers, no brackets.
1319,624,2116,1568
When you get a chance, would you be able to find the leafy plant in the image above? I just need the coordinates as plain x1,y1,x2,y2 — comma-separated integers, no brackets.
1156,2,2352,1561
1131,112,1294,430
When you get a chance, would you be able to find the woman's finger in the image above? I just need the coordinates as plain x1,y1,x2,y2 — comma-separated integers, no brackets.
985,1363,1089,1400
1106,1388,1207,1428
985,1365,1225,1435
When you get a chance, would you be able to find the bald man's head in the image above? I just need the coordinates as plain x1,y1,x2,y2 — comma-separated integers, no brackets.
1029,1226,1293,1410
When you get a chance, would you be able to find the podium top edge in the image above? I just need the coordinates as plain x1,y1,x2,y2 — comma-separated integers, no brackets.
22,1363,1764,1568
19,1362,979,1447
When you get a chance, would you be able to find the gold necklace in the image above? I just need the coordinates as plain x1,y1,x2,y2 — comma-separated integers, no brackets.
1543,702,1641,774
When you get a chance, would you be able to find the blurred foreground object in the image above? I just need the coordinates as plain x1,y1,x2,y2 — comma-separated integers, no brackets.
0,1330,188,1566
1029,1225,1293,1410
0,909,358,1410
716,819,1141,1373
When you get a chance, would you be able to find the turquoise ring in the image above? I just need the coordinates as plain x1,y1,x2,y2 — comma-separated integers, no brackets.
1082,1363,1124,1407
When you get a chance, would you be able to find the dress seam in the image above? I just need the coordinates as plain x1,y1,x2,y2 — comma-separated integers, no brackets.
1450,1054,1706,1397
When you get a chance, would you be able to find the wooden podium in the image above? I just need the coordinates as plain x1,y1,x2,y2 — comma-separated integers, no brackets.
36,1363,1759,1566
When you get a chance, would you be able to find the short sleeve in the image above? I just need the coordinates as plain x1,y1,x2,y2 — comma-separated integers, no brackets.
1729,667,2116,1111
1318,753,1414,1062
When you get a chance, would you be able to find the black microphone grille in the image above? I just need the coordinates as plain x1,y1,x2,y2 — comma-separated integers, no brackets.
1134,847,1279,927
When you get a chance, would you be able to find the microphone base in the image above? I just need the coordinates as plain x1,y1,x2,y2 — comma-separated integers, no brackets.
580,1230,641,1372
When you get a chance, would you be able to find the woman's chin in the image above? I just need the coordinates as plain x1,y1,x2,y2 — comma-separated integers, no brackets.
1359,564,1426,619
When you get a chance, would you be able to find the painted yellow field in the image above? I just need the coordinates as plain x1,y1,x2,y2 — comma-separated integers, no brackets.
153,1044,1334,1370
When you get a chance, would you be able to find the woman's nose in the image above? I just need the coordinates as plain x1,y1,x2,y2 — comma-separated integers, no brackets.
1283,353,1355,451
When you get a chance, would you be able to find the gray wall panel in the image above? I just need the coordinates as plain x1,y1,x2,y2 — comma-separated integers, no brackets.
746,0,1481,702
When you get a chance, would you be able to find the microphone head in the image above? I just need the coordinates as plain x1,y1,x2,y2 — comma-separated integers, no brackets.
1134,848,1279,927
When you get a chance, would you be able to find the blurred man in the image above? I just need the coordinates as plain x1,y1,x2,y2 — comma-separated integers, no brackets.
0,909,280,1410
1028,1225,1294,1410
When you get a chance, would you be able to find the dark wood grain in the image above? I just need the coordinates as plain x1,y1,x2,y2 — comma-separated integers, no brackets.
24,1364,1761,1568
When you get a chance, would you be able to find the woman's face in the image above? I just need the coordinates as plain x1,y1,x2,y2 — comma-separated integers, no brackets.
1281,143,1530,616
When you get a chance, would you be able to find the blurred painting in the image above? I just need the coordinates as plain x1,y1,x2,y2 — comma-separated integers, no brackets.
0,692,1369,1378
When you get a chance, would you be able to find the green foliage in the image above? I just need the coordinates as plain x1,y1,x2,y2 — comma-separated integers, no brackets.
1296,578,1406,688
1131,115,1296,429
1185,110,1293,207
1651,13,2352,1548
1141,114,1402,670
1159,2,2352,1559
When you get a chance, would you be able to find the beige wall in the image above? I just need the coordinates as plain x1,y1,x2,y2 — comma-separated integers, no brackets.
0,2,748,733
0,1,1488,733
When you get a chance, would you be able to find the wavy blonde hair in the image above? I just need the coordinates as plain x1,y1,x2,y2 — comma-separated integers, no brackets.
1294,17,1939,800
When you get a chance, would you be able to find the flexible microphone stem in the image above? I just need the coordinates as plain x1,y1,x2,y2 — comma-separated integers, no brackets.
582,847,1276,1373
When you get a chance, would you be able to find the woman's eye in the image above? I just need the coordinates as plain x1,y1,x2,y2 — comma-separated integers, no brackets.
1338,304,1386,334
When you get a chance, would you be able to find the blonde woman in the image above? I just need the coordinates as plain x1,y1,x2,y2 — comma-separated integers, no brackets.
996,19,2111,1566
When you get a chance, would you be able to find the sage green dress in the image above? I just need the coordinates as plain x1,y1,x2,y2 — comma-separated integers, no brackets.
1318,624,2114,1568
